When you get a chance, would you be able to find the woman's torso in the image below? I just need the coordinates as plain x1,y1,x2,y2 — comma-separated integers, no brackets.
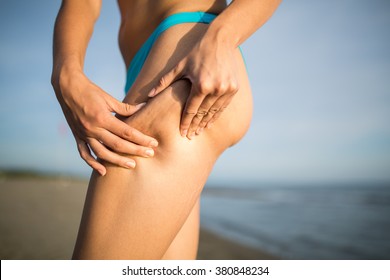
117,0,227,66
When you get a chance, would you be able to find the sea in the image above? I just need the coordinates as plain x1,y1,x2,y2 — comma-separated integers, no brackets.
200,182,390,259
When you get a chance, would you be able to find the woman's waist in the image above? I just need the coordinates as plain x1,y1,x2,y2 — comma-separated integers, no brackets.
118,0,226,66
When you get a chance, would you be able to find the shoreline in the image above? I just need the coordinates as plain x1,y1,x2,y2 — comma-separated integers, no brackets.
198,229,277,260
0,176,277,260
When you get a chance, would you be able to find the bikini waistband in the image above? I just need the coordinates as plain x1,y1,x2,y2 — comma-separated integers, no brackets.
124,12,217,93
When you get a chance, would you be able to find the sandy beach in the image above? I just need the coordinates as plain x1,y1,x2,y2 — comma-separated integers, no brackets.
0,174,276,260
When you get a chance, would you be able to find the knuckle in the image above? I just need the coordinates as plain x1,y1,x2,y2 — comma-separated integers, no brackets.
173,63,182,75
83,159,93,168
159,75,167,87
198,108,208,114
79,149,87,159
83,115,105,133
94,113,106,125
185,109,197,115
78,149,93,165
111,139,121,151
230,81,239,93
216,81,228,94
197,80,213,94
78,148,86,157
85,158,95,167
209,107,219,114
194,109,208,119
132,146,143,156
122,104,133,114
80,119,92,132
123,127,134,139
77,145,87,158
93,148,104,158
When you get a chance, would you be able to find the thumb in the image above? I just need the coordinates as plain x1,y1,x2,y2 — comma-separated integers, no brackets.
109,97,146,116
148,60,185,97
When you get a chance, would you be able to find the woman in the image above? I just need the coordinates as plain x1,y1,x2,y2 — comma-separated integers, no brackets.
51,0,281,259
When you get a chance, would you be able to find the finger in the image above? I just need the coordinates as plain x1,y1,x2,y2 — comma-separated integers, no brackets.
187,94,218,138
98,130,155,158
105,115,158,148
207,94,235,128
148,60,185,97
180,87,205,138
196,95,228,133
76,137,106,176
108,95,146,117
88,138,137,169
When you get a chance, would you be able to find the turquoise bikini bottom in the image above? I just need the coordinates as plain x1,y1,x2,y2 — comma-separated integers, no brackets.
124,12,217,94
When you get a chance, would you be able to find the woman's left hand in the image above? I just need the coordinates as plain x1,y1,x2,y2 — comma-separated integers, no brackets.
148,33,240,139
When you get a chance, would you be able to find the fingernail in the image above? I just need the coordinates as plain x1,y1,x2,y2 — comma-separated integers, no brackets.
181,130,188,137
99,169,106,176
207,123,213,129
145,149,154,157
148,88,156,97
150,140,158,147
199,127,204,133
125,161,136,168
189,132,195,139
196,128,201,135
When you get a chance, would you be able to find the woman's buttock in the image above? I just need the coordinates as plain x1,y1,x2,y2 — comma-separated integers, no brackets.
122,22,253,156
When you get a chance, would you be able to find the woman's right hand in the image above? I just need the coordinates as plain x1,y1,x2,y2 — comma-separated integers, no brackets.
52,70,158,176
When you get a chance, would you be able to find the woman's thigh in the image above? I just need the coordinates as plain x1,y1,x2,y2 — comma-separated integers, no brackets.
162,198,200,260
73,81,220,260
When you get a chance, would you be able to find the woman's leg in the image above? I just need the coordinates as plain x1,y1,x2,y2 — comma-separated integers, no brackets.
162,199,200,260
73,81,219,259
72,23,252,260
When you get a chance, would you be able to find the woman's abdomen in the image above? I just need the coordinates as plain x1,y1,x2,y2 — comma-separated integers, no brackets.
118,0,228,64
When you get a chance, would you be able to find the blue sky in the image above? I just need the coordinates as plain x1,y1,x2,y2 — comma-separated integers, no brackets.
0,0,389,184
